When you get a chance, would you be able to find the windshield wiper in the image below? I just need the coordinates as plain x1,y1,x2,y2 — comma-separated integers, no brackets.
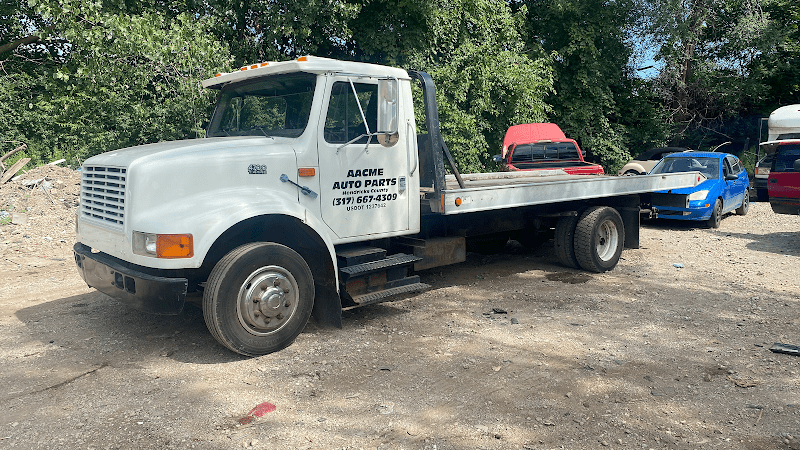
252,127,275,139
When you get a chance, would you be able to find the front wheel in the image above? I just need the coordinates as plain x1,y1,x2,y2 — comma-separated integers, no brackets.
574,206,625,273
736,189,749,215
203,243,314,356
707,199,722,228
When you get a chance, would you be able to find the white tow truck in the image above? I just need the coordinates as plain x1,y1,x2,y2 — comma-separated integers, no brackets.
73,56,703,356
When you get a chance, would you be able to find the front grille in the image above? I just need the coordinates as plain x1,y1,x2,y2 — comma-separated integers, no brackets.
81,165,127,228
651,193,689,208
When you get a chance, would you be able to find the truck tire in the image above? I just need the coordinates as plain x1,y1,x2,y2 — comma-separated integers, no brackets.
707,199,722,228
736,189,749,215
203,242,314,357
574,206,624,273
554,215,580,269
756,188,768,202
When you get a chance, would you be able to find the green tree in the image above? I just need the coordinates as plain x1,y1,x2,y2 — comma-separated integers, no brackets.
748,0,800,110
0,1,231,165
641,0,779,147
523,0,646,172
406,0,554,173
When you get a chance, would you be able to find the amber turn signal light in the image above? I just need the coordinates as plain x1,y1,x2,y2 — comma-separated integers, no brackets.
157,234,194,259
298,167,316,177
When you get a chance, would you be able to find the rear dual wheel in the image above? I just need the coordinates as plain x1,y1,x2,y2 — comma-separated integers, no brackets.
555,207,625,273
574,207,624,273
203,242,314,357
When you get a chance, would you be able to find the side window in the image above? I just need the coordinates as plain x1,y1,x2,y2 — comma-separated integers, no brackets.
324,81,379,144
733,159,743,174
723,158,734,176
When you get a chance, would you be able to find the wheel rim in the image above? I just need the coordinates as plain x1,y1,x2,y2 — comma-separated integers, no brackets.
742,191,749,212
714,202,721,226
596,219,619,262
237,265,300,336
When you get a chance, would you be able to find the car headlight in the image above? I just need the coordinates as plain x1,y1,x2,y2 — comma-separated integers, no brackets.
688,190,709,201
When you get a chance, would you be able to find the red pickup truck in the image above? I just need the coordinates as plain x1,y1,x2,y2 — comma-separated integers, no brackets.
493,123,604,175
767,139,800,215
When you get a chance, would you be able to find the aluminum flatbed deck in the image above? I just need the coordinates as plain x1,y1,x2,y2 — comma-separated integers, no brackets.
436,171,704,215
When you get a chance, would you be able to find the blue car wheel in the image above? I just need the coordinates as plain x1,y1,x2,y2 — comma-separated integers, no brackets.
707,199,722,228
736,189,749,216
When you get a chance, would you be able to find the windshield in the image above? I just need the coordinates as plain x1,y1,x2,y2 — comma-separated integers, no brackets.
207,73,316,138
650,156,719,179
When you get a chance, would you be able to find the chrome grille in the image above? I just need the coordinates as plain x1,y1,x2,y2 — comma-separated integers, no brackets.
81,165,127,227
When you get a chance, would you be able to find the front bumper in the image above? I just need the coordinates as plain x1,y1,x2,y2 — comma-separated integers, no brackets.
73,243,188,315
653,207,713,221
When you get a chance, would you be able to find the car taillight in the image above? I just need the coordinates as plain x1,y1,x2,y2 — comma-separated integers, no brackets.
755,167,770,176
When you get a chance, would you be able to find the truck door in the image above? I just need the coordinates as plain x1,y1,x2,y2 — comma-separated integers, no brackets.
317,76,409,239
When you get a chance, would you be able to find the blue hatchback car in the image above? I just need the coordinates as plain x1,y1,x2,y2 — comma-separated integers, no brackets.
649,152,750,228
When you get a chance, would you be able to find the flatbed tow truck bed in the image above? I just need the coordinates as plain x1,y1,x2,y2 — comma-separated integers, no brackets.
435,171,703,215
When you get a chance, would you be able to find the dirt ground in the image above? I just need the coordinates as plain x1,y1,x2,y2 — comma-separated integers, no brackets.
1,166,800,449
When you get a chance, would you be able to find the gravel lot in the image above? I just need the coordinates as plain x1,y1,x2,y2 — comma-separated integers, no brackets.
1,167,800,449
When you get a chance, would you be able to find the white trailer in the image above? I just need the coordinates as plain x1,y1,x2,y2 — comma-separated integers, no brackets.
73,56,703,356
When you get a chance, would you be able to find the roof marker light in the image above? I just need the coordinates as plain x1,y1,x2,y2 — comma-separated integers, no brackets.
215,73,222,77
297,56,308,62
250,64,258,69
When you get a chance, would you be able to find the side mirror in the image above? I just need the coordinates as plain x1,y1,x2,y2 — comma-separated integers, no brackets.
493,154,503,163
725,173,738,181
794,159,800,172
376,79,399,147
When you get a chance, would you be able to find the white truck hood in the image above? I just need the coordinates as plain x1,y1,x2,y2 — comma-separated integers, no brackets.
85,137,277,168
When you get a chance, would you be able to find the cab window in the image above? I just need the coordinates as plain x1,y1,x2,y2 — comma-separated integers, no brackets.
324,82,378,144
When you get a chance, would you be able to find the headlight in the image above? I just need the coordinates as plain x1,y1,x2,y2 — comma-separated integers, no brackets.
132,232,158,256
133,232,193,258
688,190,709,201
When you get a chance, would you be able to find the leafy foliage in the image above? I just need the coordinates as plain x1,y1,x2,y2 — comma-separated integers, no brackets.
407,0,554,173
2,0,799,177
522,0,643,172
1,1,230,165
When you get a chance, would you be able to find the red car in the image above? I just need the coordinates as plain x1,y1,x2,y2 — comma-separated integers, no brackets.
493,123,604,175
767,139,800,215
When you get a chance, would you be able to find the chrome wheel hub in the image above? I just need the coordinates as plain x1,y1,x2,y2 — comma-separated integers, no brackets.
237,266,299,336
596,220,619,262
